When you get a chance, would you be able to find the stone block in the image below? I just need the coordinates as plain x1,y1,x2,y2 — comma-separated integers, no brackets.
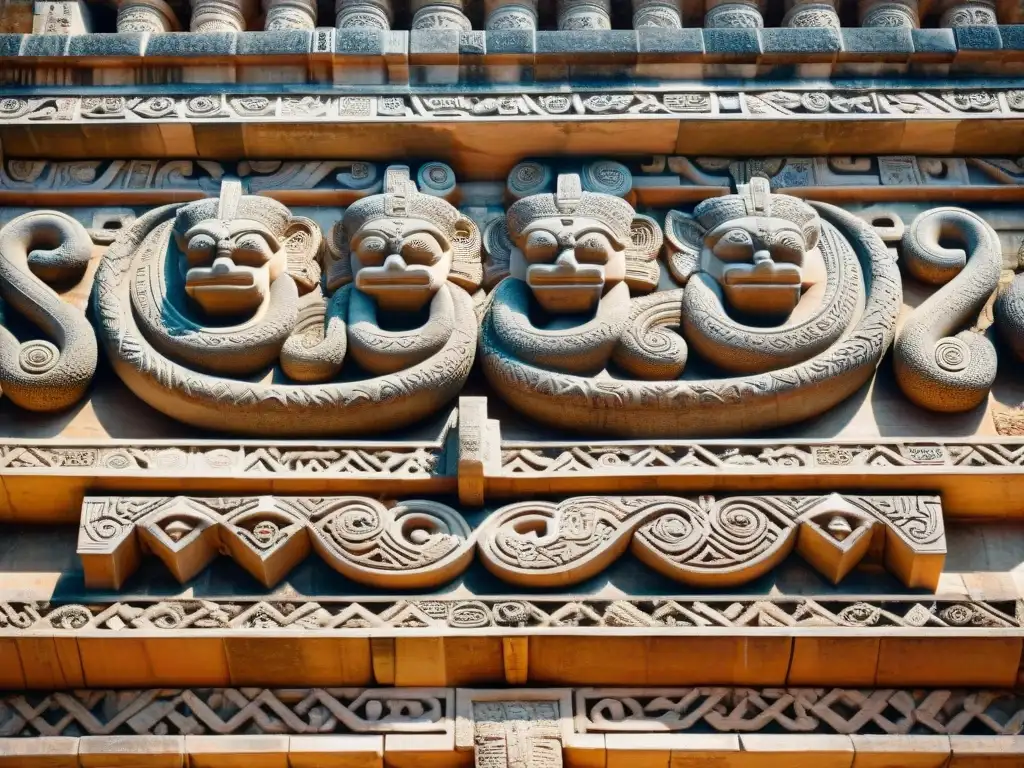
0,0,33,33
955,24,1002,51
236,29,310,55
875,637,1022,687
186,735,289,768
637,27,704,55
840,27,913,56
850,735,951,768
67,32,145,57
335,27,385,55
289,735,383,768
485,28,534,55
145,31,236,57
669,734,743,768
32,0,88,34
536,29,638,60
911,28,957,57
703,28,763,58
383,734,465,768
606,733,671,768
761,26,841,56
788,636,881,687
949,735,1024,766
0,737,78,766
0,32,21,56
460,30,485,55
409,28,459,60
999,24,1024,53
739,734,855,768
78,735,185,768
223,636,372,686
20,31,66,55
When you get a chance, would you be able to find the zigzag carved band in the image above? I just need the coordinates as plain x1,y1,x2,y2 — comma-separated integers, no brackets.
77,493,945,591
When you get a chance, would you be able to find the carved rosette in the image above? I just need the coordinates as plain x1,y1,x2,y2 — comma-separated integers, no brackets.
263,0,316,28
632,0,682,27
782,0,840,27
189,0,246,31
411,0,472,29
704,0,764,27
116,0,180,31
480,175,902,438
335,0,392,28
558,0,612,30
939,0,997,25
93,172,481,437
485,0,538,29
859,0,919,27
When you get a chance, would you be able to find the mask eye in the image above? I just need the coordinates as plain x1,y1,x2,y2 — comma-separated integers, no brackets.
713,229,754,262
356,235,387,267
524,230,558,263
575,233,612,264
230,234,273,266
401,233,443,265
185,234,216,267
769,232,804,263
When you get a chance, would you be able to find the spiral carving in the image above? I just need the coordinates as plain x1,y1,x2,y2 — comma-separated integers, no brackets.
280,286,348,383
611,289,688,379
894,207,1001,413
0,211,97,411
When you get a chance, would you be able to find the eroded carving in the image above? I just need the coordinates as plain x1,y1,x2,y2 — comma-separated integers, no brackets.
482,175,900,437
894,207,1001,412
93,170,480,436
0,211,97,412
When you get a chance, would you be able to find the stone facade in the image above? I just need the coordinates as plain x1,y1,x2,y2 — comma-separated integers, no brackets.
2,5,1024,768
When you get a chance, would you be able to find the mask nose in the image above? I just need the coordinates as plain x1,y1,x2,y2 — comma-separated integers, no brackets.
381,253,409,272
216,238,233,261
753,249,773,266
554,248,579,269
211,254,236,275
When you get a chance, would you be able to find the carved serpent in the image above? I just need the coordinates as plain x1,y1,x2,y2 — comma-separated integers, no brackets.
481,203,901,437
489,278,631,375
94,205,477,437
0,211,97,411
894,207,1001,413
682,222,861,375
995,274,1024,363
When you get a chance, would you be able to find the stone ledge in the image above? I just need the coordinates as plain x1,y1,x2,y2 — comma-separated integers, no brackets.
2,28,1024,84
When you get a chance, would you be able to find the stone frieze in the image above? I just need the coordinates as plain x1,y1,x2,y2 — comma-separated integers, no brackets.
75,493,946,591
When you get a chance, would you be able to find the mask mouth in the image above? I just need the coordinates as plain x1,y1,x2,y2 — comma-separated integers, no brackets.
723,260,802,286
527,263,605,288
186,272,257,289
185,265,266,316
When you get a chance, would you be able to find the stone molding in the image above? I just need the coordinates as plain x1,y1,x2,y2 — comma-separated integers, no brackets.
3,596,1020,631
74,493,946,591
1,686,1023,740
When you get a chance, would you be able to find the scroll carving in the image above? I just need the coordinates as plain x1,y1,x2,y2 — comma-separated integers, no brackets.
894,208,1001,412
0,211,97,412
476,494,945,590
78,495,473,590
481,175,901,437
79,493,944,591
92,168,481,436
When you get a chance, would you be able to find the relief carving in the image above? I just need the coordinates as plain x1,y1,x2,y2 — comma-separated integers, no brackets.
894,208,1001,412
79,493,945,591
481,175,901,437
93,169,481,436
0,211,97,412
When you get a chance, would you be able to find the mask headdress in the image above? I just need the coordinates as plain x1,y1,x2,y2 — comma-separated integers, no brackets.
332,165,482,293
503,173,661,292
692,177,820,250
173,179,321,292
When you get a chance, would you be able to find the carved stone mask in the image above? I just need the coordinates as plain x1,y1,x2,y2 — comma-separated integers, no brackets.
506,174,634,315
173,180,320,318
341,166,480,313
689,177,821,318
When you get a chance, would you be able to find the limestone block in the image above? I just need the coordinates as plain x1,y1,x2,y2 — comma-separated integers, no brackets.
788,636,881,687
850,735,951,768
606,734,671,768
0,737,78,767
289,735,383,768
739,735,855,768
875,637,1022,687
78,736,185,768
185,735,290,768
949,736,1024,766
223,636,372,686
